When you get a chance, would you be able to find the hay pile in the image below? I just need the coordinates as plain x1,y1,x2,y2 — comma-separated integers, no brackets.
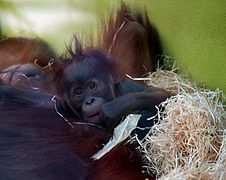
135,66,226,179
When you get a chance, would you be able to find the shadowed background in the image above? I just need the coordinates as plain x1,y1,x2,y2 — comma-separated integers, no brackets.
0,0,225,93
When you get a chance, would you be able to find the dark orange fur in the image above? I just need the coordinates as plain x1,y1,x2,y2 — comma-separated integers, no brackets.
0,100,153,179
0,37,55,70
99,4,162,80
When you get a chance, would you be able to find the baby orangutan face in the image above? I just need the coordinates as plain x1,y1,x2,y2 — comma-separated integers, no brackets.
60,52,116,124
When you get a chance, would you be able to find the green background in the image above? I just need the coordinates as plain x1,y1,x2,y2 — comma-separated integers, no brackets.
1,0,226,93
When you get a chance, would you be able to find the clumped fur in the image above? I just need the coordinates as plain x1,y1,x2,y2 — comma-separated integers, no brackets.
99,4,162,76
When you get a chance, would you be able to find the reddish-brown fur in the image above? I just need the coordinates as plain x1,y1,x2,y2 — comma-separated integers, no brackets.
0,37,55,70
0,37,56,93
0,99,153,179
99,4,162,79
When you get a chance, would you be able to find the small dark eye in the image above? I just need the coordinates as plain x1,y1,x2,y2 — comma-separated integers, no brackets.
74,88,84,96
89,82,97,90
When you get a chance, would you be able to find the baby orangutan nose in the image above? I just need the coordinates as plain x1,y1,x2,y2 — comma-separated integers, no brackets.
85,97,95,105
82,97,105,123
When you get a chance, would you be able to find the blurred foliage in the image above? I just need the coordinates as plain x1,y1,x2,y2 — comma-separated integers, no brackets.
0,0,15,11
0,0,25,23
0,0,121,53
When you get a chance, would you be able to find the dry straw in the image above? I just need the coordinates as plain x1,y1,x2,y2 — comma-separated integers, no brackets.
131,58,226,179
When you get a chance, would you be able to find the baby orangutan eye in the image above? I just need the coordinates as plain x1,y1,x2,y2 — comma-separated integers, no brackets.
88,82,97,91
74,88,84,96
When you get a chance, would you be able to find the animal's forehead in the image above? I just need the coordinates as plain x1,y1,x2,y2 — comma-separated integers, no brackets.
63,58,107,84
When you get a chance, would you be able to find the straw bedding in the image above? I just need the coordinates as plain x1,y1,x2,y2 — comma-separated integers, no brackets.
133,61,226,179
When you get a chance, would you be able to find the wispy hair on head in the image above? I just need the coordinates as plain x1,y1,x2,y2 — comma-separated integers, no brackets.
65,34,84,62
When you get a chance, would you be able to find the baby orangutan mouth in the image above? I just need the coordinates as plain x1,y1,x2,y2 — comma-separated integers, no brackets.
85,112,100,123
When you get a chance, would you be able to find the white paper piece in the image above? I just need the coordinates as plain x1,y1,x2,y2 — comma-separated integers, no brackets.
92,114,141,160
